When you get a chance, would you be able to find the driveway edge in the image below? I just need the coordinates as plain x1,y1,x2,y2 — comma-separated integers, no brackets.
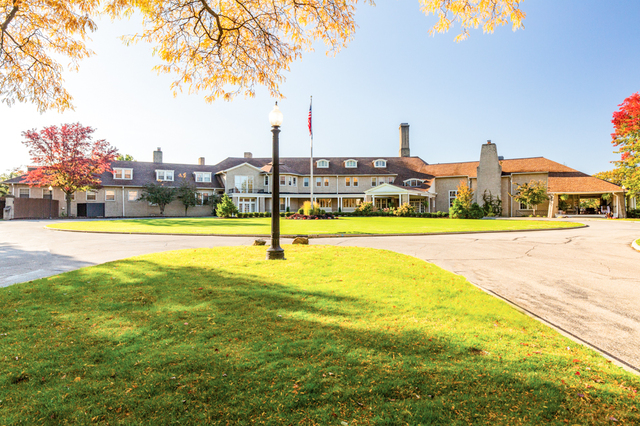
45,224,588,238
633,239,640,252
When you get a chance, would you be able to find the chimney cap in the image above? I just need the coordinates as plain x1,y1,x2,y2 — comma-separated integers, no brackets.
487,140,492,144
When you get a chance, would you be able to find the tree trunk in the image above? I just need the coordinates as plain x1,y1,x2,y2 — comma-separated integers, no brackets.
65,191,71,217
185,206,188,216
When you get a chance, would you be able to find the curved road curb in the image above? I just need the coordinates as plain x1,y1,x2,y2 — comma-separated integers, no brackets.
633,239,640,252
45,223,588,238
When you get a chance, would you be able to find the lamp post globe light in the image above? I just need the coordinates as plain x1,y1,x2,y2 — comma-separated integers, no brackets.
267,102,285,260
48,185,53,219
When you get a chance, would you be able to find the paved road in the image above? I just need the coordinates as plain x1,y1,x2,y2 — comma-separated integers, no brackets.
1,219,639,371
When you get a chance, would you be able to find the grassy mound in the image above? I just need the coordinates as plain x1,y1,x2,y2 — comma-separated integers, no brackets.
0,246,637,425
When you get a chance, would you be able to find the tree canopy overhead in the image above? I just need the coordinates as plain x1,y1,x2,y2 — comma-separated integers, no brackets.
1,0,525,112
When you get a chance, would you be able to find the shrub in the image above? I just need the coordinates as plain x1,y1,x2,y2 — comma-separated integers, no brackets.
481,190,502,217
355,201,376,215
265,212,271,217
216,194,239,218
280,212,285,217
469,202,485,219
628,209,640,218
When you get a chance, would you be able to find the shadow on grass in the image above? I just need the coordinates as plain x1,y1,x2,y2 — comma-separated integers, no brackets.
0,249,637,425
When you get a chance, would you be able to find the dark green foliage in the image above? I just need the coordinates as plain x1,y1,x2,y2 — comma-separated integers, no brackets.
176,179,198,216
215,194,238,218
138,182,177,215
482,190,502,217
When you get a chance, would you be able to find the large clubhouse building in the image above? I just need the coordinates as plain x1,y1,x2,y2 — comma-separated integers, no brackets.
4,124,629,218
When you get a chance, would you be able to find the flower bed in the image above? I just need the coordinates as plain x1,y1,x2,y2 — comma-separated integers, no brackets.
286,213,336,220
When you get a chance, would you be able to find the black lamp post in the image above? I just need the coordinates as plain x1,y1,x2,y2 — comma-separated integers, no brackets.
48,185,53,219
267,102,285,260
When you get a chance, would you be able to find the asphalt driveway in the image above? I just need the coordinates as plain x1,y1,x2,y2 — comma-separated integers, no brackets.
1,218,639,371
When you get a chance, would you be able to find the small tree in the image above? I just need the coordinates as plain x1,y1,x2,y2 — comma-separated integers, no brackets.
139,182,177,215
0,168,23,197
20,123,118,214
450,180,475,218
176,177,198,216
481,190,502,217
216,194,238,218
513,180,548,216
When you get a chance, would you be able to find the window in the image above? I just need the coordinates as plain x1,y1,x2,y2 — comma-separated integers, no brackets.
378,177,386,185
195,172,211,183
113,168,133,180
128,190,139,202
353,177,359,187
105,190,116,201
238,197,256,213
449,190,458,208
264,175,269,187
345,177,351,187
197,192,210,205
156,170,174,181
317,160,329,168
288,176,297,186
404,179,422,187
389,177,395,184
520,202,532,210
316,177,322,187
235,175,254,193
86,190,98,201
19,188,29,198
345,159,357,168
280,176,286,186
371,177,377,187
43,188,52,199
342,198,362,208
303,177,309,187
324,178,329,187
279,198,285,212
374,159,387,168
319,199,332,208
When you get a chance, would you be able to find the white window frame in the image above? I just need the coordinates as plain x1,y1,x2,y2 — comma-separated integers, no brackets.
113,168,133,180
345,177,351,187
342,198,362,208
105,189,116,201
404,179,422,187
374,159,387,168
235,175,254,193
319,198,332,208
317,159,329,168
194,172,212,183
378,177,386,185
316,177,322,187
323,178,329,187
264,175,269,187
128,190,139,202
279,198,286,212
43,188,53,200
389,177,395,184
449,190,458,208
303,177,309,187
345,159,357,168
19,188,30,198
155,170,174,182
353,177,359,187
371,177,377,187
519,202,532,210
280,176,286,186
197,192,211,205
86,190,98,201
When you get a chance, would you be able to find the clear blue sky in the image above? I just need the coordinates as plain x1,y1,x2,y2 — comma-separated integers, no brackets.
2,0,639,175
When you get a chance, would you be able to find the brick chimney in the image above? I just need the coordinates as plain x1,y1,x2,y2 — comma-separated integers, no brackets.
198,157,205,165
244,152,253,159
399,123,410,157
153,147,163,164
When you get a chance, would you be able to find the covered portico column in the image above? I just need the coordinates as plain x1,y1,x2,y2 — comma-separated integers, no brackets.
547,194,558,218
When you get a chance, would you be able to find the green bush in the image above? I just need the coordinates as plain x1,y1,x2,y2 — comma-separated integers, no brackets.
628,209,640,218
355,201,375,215
265,212,271,217
469,202,485,219
216,194,239,218
280,212,285,217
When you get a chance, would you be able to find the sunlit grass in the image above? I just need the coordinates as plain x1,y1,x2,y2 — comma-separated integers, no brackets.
47,216,582,235
0,246,637,425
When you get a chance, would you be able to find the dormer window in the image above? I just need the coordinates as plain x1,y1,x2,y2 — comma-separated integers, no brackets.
317,159,329,168
113,168,133,180
404,178,422,187
194,172,211,183
156,170,174,181
345,159,357,168
374,159,387,168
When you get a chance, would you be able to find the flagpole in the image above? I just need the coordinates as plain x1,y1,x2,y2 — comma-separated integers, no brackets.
309,96,314,206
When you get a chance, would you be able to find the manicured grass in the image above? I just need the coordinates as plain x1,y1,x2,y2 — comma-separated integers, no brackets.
1,246,638,425
47,216,582,235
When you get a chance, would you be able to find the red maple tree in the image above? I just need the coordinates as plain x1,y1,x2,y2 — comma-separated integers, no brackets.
21,123,118,214
609,93,640,198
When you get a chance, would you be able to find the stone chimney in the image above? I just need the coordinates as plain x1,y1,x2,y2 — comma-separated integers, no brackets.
399,123,410,157
244,152,253,159
153,147,163,164
476,141,502,205
198,157,205,165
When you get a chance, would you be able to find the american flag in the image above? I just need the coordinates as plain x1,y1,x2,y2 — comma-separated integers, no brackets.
308,99,312,137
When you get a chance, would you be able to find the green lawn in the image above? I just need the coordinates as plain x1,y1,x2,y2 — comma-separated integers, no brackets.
47,216,582,235
1,246,637,425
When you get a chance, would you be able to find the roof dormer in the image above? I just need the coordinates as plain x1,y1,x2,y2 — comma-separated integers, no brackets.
344,159,358,168
317,159,329,168
373,159,387,168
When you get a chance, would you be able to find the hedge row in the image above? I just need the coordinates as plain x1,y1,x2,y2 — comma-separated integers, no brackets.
232,211,449,218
